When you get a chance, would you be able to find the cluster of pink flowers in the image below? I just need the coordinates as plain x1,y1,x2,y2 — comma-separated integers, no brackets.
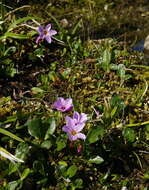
36,25,87,142
53,97,87,141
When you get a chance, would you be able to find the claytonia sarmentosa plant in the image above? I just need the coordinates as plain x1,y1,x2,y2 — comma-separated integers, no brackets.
53,97,73,112
52,98,87,141
62,112,87,141
36,24,57,43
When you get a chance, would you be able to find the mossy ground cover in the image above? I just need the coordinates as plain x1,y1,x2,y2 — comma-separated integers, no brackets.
0,1,149,190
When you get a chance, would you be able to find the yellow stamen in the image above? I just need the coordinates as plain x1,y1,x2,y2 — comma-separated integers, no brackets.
71,130,77,136
43,30,48,35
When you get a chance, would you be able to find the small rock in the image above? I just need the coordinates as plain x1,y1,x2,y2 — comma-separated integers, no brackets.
132,36,149,63
60,18,69,28
121,187,128,190
144,35,149,56
132,40,144,52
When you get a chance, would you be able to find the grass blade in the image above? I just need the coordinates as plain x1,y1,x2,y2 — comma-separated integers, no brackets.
0,128,24,142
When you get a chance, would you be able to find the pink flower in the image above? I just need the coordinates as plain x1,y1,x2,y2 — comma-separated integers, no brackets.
73,111,88,124
53,97,73,112
62,112,87,141
77,144,82,153
36,24,57,44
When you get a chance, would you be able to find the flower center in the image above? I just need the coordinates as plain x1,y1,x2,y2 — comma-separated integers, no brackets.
61,106,66,110
71,130,77,136
43,30,48,35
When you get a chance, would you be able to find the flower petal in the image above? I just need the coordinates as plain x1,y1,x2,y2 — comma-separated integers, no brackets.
49,30,57,36
36,33,45,43
65,116,75,128
68,134,78,141
80,113,88,123
62,125,71,133
76,133,86,140
73,111,80,120
64,98,73,111
36,36,41,44
53,97,73,112
65,98,73,106
36,35,42,43
45,35,52,43
37,26,44,33
45,24,51,31
53,97,63,108
74,123,85,132
64,105,73,112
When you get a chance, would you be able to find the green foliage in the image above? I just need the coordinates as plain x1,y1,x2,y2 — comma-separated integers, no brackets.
0,128,24,142
27,118,44,139
67,165,78,178
101,48,111,72
122,128,136,143
87,125,105,144
88,156,104,164
0,3,39,77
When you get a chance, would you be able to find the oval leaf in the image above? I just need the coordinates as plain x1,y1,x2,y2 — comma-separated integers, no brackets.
44,118,56,140
87,126,104,144
67,165,78,178
122,128,136,143
89,156,104,164
27,118,43,139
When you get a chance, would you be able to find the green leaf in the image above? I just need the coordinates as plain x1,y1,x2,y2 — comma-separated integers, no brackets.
6,67,17,77
87,126,105,144
33,160,45,175
102,49,111,72
0,128,24,142
56,140,66,151
8,162,18,175
110,95,125,117
58,161,68,166
31,87,44,94
4,32,29,39
145,125,149,140
117,64,126,79
7,181,20,190
73,178,83,188
67,165,78,178
143,170,149,180
0,147,24,163
44,118,56,139
110,64,118,70
89,156,104,164
110,106,118,118
2,115,17,124
110,95,124,110
122,128,136,142
41,140,52,149
0,35,6,40
37,178,48,185
27,118,43,139
60,68,71,79
15,143,30,161
4,46,16,56
21,168,30,180
34,48,44,57
72,19,82,35
7,16,40,31
58,164,67,177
